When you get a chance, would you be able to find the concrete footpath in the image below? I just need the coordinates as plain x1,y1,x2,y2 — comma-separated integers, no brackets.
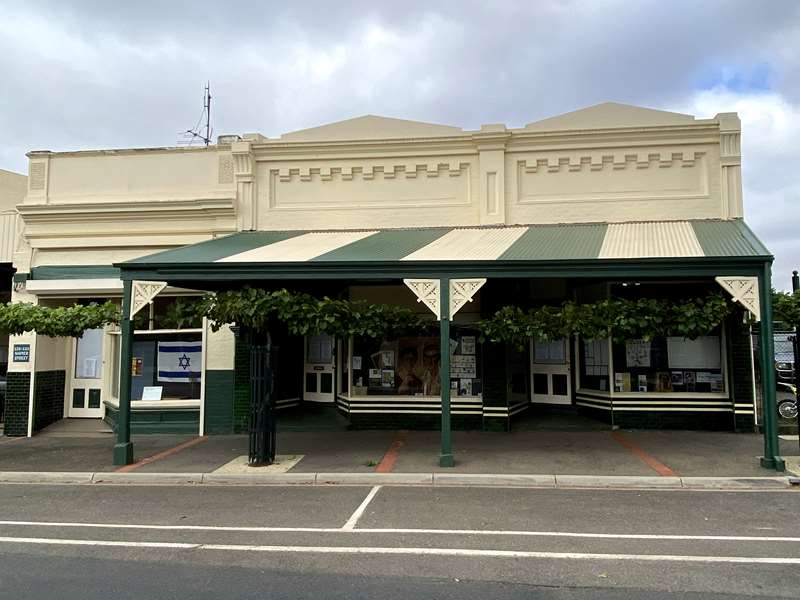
1,422,799,490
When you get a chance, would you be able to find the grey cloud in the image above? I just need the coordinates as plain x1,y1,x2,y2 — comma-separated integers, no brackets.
0,0,798,283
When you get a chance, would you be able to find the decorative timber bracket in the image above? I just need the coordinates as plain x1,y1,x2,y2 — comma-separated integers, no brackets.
715,276,760,321
130,281,167,318
404,278,487,319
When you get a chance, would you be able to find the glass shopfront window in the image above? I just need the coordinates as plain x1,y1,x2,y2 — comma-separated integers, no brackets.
111,331,203,401
580,338,610,392
350,331,482,397
611,334,724,393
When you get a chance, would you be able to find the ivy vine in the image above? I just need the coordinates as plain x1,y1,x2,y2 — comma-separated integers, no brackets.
0,301,120,338
199,288,430,338
0,287,744,346
476,294,733,349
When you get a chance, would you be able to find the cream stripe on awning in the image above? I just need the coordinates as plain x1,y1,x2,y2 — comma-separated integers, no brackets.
598,222,704,259
217,230,379,263
401,227,528,261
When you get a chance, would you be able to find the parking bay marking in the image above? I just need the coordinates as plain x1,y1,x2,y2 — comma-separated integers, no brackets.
1,535,800,564
342,485,382,531
1,520,800,543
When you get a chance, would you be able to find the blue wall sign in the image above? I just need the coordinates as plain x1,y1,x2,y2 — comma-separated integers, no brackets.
13,344,30,363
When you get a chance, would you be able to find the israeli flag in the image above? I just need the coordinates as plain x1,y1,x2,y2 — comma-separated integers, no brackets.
157,341,202,382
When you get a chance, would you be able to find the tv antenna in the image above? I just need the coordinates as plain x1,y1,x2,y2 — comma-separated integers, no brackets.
179,83,212,147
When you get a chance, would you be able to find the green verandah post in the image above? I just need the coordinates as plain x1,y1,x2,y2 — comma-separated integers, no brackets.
439,277,454,467
113,279,134,465
758,262,785,471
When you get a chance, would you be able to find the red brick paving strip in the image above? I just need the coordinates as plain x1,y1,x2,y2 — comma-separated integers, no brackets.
115,436,208,473
611,431,679,477
375,430,408,473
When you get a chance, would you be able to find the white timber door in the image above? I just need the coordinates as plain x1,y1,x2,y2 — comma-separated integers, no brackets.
304,334,335,403
531,338,572,405
69,328,105,417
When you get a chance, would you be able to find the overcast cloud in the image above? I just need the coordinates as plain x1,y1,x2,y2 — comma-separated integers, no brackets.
0,1,798,287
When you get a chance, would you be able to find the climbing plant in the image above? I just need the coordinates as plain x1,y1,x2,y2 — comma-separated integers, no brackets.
477,294,733,349
0,289,736,345
199,288,430,338
0,301,120,338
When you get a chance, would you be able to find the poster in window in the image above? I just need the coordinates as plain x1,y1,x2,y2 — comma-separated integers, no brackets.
615,372,631,392
684,371,696,392
380,351,395,368
656,372,672,392
637,374,648,392
368,368,381,386
451,354,477,378
131,357,143,377
666,336,720,370
459,379,472,396
460,336,476,355
625,340,651,368
352,356,362,370
381,368,394,387
671,371,684,386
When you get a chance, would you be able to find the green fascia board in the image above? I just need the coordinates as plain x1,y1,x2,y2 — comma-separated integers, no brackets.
119,256,770,285
124,231,303,265
313,228,450,262
30,265,121,280
692,219,772,258
499,223,607,260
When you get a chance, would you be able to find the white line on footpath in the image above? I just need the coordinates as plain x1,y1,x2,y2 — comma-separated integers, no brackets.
1,519,800,543
0,535,799,564
342,485,381,530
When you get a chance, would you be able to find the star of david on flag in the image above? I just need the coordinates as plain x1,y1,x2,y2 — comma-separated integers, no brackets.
157,341,202,382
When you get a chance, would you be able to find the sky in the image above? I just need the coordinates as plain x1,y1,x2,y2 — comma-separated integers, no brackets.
0,0,798,287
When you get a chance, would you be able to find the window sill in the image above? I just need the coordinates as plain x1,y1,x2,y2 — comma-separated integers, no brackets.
104,398,201,410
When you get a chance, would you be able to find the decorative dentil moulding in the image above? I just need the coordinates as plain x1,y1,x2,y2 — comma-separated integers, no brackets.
276,162,469,183
130,281,167,319
521,151,703,174
715,276,760,321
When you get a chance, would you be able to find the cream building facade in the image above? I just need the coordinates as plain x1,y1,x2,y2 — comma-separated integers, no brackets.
3,102,784,470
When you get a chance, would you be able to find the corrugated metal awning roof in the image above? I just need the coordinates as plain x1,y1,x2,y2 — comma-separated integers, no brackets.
124,219,770,267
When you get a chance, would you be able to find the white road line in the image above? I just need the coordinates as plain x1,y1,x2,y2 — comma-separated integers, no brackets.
0,536,799,564
1,520,799,543
342,485,381,531
0,536,197,549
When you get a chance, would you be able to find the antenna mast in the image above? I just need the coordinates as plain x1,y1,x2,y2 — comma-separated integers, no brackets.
179,83,213,147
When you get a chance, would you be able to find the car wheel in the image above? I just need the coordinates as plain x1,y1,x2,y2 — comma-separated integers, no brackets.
777,399,798,421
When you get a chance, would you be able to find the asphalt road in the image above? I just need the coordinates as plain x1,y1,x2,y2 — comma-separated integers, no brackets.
0,483,798,598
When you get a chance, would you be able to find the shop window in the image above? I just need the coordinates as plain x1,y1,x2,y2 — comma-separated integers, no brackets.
350,331,481,397
580,338,609,392
111,331,203,401
611,335,723,393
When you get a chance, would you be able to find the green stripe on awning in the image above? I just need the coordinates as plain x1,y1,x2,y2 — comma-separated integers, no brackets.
31,265,121,280
499,224,607,260
312,228,450,262
692,220,771,257
129,231,304,264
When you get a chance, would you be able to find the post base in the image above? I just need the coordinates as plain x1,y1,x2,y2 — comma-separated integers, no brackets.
113,442,134,466
760,456,786,472
439,453,455,468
